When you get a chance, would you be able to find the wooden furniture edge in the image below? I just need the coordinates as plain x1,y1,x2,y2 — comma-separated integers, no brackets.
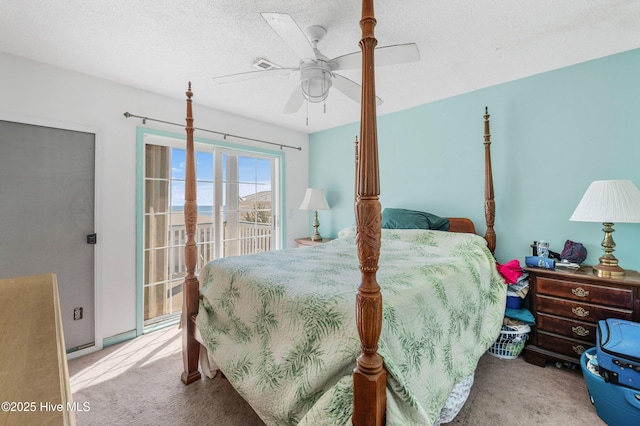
448,218,477,235
295,237,334,247
0,273,76,425
53,274,76,426
181,83,202,385
483,107,496,253
353,1,386,424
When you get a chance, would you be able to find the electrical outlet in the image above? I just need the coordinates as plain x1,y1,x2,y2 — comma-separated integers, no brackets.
73,307,83,321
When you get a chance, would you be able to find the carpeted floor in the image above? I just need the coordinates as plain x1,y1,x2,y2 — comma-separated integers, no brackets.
68,326,605,425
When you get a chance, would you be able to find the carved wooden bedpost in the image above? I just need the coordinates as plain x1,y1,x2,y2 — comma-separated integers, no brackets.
483,107,496,254
354,136,359,204
353,0,386,425
181,82,202,384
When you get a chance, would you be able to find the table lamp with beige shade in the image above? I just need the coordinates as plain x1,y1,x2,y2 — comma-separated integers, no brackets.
570,179,640,277
299,188,330,241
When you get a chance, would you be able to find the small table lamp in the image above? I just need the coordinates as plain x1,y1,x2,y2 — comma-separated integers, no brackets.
299,188,330,241
570,180,640,277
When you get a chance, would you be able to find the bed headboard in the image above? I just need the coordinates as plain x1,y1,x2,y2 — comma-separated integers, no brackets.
353,107,496,252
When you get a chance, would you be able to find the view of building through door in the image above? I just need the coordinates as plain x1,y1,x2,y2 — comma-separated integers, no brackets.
142,136,280,326
220,151,275,257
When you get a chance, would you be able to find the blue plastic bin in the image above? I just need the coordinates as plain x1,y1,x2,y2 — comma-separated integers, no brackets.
581,347,640,426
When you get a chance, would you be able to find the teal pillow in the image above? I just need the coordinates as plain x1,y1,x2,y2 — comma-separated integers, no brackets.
381,208,450,231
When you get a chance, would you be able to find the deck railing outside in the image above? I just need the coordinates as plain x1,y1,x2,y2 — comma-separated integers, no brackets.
170,220,272,276
145,219,272,323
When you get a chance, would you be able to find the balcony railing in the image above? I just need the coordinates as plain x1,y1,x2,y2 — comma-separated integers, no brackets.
169,220,272,276
145,219,272,323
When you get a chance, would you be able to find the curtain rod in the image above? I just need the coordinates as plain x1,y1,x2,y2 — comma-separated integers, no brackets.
123,112,302,151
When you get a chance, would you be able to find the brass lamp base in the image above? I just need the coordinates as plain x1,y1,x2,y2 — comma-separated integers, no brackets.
310,210,322,241
593,222,626,277
593,261,626,278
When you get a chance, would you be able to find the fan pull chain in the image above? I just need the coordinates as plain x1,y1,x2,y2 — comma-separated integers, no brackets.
306,97,309,126
323,71,327,114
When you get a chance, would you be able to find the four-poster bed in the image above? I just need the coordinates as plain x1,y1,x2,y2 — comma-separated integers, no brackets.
179,1,504,425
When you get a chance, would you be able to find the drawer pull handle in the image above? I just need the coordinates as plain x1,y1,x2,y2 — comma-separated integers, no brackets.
572,345,586,355
571,307,589,317
571,287,589,298
572,326,589,337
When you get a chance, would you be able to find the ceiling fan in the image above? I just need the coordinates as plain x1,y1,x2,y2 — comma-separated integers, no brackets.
213,13,420,114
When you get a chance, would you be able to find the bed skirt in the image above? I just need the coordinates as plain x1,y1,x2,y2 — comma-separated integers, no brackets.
193,325,473,425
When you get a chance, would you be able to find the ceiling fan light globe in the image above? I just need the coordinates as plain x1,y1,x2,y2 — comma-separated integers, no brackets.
300,64,332,102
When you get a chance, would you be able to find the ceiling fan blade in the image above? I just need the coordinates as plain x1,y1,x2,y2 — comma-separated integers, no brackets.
213,67,297,84
332,74,383,106
261,13,317,60
283,86,305,114
331,43,420,70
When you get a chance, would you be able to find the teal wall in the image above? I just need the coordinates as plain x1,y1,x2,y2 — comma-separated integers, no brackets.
309,48,640,271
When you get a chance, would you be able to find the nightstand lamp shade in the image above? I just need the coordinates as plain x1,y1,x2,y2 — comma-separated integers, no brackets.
570,180,640,277
299,188,330,241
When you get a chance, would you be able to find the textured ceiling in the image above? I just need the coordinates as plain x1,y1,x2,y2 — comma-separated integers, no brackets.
1,0,639,134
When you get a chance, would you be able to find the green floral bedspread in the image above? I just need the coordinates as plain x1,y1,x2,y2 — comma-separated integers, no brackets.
197,227,506,425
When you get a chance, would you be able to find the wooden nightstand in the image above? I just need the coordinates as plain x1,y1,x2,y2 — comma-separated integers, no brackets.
295,237,334,248
524,265,640,367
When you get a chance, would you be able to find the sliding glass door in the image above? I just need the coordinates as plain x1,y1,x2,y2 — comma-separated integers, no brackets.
140,132,281,327
219,152,276,257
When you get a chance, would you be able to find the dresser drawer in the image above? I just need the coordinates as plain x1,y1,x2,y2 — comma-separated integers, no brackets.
524,266,640,368
536,295,633,323
537,277,633,308
536,313,596,343
537,331,591,359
